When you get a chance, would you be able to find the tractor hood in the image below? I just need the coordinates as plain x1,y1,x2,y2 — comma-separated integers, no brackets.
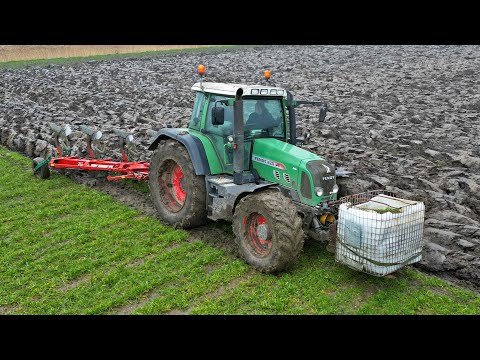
251,138,323,175
251,138,337,206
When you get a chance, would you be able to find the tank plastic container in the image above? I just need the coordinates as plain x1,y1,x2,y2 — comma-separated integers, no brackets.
335,191,425,276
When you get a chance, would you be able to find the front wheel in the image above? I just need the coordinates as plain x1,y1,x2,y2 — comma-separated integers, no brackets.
336,177,352,198
233,189,304,273
148,140,207,228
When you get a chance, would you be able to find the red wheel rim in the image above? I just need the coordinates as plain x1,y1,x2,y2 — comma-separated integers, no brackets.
244,213,272,257
171,164,186,203
157,160,187,213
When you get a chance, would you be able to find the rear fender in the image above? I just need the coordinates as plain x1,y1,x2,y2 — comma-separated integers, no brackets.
148,128,210,176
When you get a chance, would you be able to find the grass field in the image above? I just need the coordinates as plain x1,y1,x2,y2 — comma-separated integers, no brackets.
1,146,480,314
0,45,238,69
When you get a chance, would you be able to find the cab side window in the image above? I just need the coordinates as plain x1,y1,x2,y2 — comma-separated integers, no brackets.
188,92,206,131
205,94,234,136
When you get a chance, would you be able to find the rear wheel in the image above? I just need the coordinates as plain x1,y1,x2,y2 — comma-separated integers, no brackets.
233,189,304,273
32,157,50,179
149,140,207,228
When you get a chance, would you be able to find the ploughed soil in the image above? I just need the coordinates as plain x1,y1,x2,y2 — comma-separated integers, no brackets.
1,45,479,291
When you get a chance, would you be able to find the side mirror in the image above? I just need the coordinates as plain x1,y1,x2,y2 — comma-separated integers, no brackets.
212,106,225,125
319,105,327,122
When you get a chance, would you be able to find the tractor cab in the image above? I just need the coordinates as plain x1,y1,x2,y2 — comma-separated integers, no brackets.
188,82,288,174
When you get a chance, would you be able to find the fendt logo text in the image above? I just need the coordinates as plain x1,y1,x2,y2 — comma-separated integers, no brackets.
252,155,286,170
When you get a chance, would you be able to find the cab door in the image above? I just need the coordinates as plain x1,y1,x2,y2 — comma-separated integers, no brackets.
203,94,235,173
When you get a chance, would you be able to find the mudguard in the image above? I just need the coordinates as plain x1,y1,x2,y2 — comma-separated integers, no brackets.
148,128,210,176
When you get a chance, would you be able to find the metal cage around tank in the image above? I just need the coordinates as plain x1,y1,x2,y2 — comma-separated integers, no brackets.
334,190,425,276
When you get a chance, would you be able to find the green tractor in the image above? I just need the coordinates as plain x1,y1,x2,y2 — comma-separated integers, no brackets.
148,66,350,273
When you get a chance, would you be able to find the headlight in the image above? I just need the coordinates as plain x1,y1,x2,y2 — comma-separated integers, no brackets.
332,184,339,193
315,187,323,196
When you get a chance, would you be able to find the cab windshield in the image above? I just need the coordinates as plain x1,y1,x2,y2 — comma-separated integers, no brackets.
206,95,285,140
243,98,285,140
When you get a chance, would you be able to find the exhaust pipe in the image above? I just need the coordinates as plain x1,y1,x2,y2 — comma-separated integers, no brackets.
233,88,244,185
286,90,296,145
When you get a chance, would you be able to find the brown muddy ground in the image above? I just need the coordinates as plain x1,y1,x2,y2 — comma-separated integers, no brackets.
1,45,479,290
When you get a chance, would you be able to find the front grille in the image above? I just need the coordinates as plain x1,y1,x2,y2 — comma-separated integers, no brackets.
306,160,336,194
300,171,312,199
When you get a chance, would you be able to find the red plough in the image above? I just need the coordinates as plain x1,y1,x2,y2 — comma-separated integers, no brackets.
32,123,150,181
49,157,149,181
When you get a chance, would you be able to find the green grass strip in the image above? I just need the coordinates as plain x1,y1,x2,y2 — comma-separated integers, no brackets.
1,146,479,314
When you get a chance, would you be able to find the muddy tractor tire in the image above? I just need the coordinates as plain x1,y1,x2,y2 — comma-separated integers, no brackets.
233,189,304,273
336,177,353,198
149,140,208,229
32,157,50,179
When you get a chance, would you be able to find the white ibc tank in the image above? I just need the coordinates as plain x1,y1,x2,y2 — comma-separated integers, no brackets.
336,194,425,276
